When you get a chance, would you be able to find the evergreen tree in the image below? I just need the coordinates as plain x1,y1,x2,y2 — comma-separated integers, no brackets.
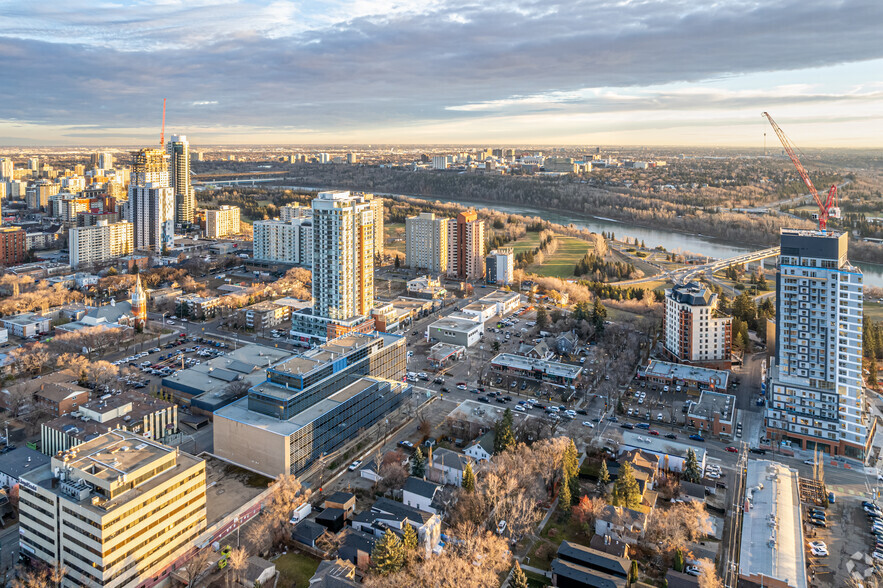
559,468,573,514
394,256,401,269
610,462,641,508
674,548,685,572
371,529,405,575
509,561,529,588
402,523,419,552
411,447,426,478
563,439,580,482
494,409,516,455
461,462,476,493
869,354,878,388
536,305,549,329
683,448,702,483
630,560,639,583
599,460,610,486
591,299,607,332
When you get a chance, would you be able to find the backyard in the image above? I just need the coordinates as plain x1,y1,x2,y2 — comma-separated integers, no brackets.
273,551,321,586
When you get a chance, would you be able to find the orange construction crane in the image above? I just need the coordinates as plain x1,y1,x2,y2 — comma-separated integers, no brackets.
763,111,839,231
160,98,167,147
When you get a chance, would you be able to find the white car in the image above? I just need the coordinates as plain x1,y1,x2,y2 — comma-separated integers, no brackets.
808,541,827,550
527,398,538,405
497,520,507,534
457,384,467,390
514,405,526,412
582,421,595,428
810,546,828,557
803,459,815,465
348,460,362,471
685,565,701,577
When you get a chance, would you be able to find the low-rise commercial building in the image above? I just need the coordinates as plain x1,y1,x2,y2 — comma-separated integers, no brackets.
241,301,289,331
485,248,514,285
489,353,583,388
406,276,447,300
687,390,736,438
480,289,521,316
636,359,729,392
426,316,483,347
2,312,50,338
19,431,207,588
738,461,806,588
0,447,50,489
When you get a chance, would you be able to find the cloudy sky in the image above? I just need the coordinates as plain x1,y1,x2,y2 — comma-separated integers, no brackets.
1,0,881,146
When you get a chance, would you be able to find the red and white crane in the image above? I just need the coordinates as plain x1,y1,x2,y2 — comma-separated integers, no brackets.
762,111,839,231
160,98,167,147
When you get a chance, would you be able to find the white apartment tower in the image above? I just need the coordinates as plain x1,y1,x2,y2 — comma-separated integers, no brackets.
205,205,241,238
253,218,313,266
765,229,872,461
485,248,515,285
69,220,134,269
280,203,312,222
18,430,206,588
167,135,196,225
405,212,450,274
662,282,732,369
311,191,374,320
126,185,175,252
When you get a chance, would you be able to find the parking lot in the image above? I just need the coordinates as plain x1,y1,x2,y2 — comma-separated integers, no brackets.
110,334,232,391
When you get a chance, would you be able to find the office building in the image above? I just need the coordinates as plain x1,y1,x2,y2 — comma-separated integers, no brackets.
26,180,59,210
662,282,732,369
213,333,409,477
167,135,196,225
405,212,450,273
68,220,134,269
0,227,27,266
19,431,206,588
765,229,873,460
365,194,384,257
0,157,12,181
130,148,168,187
447,210,485,280
485,248,514,285
426,316,483,348
126,184,175,252
311,191,375,321
205,205,241,238
432,155,449,170
253,218,313,265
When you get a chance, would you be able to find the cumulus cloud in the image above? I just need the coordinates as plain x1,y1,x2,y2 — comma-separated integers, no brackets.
0,0,881,143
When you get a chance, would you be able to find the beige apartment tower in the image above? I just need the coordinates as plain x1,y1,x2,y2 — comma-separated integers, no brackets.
448,210,485,280
68,220,134,269
405,212,450,274
18,430,206,588
205,205,241,238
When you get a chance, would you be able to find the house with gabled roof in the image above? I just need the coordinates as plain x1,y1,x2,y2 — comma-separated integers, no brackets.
464,430,495,462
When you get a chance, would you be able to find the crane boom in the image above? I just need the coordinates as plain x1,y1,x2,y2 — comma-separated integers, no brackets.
160,98,166,147
762,111,838,230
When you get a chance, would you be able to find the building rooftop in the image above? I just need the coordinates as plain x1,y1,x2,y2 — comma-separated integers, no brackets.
668,282,714,306
550,559,627,588
490,353,583,380
0,447,50,481
638,360,729,389
688,390,736,424
403,476,441,500
427,343,465,363
738,460,806,588
44,391,174,444
3,313,47,326
34,381,88,404
619,430,707,464
480,290,520,303
428,316,482,332
163,344,294,398
244,301,283,313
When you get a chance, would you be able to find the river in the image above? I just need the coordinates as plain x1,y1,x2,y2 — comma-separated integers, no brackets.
206,180,883,287
403,194,883,288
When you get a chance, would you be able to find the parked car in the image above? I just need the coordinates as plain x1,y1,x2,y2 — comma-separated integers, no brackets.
725,446,739,453
348,460,362,471
689,435,706,442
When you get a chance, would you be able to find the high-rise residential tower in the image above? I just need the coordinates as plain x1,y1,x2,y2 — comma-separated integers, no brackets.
205,205,241,238
68,220,134,269
765,229,873,461
167,135,195,225
447,210,485,280
130,148,168,186
311,191,375,321
0,157,13,181
405,212,450,274
126,185,175,252
662,282,732,369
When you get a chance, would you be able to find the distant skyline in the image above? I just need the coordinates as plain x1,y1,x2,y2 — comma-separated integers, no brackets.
2,0,882,147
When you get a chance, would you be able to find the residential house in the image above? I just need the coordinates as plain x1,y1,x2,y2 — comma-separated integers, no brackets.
589,534,629,559
556,331,579,355
292,520,329,549
34,381,90,417
521,340,553,360
317,508,346,533
594,506,648,545
555,541,630,579
680,481,707,502
402,477,442,514
324,491,356,520
550,540,631,588
244,556,277,587
464,430,495,462
337,528,376,568
428,447,472,486
551,560,627,588
359,458,381,483
351,497,442,556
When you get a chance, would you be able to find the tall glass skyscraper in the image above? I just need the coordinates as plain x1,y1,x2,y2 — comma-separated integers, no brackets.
765,228,873,461
167,135,195,225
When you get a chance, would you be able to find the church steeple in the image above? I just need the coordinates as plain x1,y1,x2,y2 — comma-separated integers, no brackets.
131,275,147,330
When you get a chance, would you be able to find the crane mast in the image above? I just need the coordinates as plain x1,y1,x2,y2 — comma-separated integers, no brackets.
160,98,166,147
762,112,839,231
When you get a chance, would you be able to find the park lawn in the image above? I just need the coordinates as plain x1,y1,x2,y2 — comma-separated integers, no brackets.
526,510,591,570
384,223,406,255
866,301,883,322
274,552,320,587
511,231,544,255
528,236,592,278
